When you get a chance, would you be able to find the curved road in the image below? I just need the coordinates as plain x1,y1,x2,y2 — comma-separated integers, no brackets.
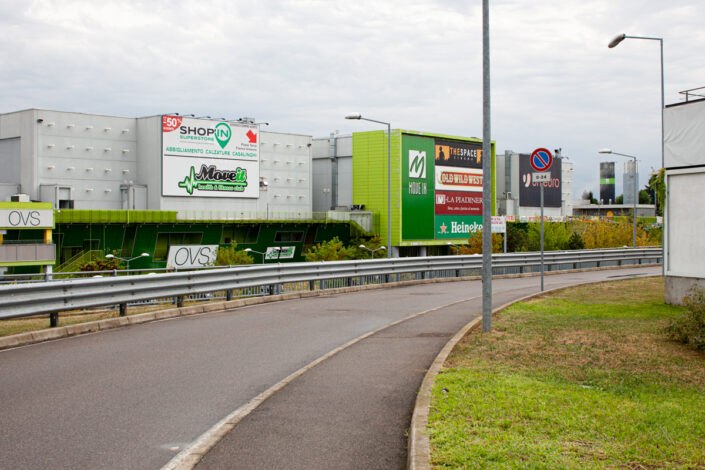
0,267,658,469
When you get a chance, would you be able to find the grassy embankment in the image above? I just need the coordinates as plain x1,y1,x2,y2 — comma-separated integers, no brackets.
429,277,705,469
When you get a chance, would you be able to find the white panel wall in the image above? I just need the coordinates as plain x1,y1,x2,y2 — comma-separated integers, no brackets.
666,169,705,277
665,99,705,168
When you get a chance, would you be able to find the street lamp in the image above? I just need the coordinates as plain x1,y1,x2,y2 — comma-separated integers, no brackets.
244,248,266,264
345,113,392,259
608,33,664,270
599,149,638,248
359,244,386,259
446,242,460,255
105,252,150,272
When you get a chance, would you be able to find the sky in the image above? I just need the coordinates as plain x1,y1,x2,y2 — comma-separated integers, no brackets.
1,0,703,200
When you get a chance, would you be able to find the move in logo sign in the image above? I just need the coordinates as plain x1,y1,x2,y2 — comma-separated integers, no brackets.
409,150,426,179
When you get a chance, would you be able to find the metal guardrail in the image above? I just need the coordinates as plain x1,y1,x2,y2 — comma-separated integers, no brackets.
0,248,661,324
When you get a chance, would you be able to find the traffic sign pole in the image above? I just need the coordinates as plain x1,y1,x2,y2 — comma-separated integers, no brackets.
530,148,553,293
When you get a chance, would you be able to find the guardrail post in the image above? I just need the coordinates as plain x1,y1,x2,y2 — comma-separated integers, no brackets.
119,303,127,316
309,280,315,291
112,269,117,277
176,296,184,307
226,289,233,301
50,312,58,327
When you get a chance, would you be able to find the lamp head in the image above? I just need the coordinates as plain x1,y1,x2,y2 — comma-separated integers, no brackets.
359,245,366,248
244,248,252,252
140,253,149,257
105,254,115,259
598,148,613,154
608,34,626,48
345,113,362,120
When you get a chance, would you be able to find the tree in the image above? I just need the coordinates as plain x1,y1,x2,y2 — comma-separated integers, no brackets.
527,222,572,251
615,194,624,204
304,237,355,261
646,169,665,216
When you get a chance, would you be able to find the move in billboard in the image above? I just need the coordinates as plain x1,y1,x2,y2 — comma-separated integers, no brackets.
402,134,486,241
162,116,260,198
519,154,562,208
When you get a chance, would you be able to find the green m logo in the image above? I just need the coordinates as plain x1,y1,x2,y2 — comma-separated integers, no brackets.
214,123,232,149
409,150,426,179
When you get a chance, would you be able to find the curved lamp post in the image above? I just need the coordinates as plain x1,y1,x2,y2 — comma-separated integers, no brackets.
244,248,265,264
345,113,392,258
105,252,150,271
359,244,386,259
599,148,638,248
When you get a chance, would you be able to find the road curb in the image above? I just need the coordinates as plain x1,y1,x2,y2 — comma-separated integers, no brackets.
406,274,661,470
0,264,659,352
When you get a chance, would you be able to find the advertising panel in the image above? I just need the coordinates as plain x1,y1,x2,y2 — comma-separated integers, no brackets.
519,154,562,207
600,161,615,204
0,209,54,229
401,134,487,242
162,116,259,198
166,245,218,269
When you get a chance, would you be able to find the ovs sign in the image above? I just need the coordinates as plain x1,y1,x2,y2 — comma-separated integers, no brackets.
166,245,218,269
0,209,54,229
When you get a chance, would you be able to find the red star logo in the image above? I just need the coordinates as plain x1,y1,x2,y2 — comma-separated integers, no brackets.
440,223,447,233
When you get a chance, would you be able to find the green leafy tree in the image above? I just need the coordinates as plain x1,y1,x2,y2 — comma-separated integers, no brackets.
527,222,572,251
213,244,254,266
304,237,355,261
507,223,529,252
646,169,665,216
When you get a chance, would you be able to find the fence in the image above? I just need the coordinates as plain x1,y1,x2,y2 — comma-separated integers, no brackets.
0,247,661,326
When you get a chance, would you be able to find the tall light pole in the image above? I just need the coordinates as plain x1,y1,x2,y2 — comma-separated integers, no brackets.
481,0,492,332
345,113,392,258
599,149,638,248
608,33,664,267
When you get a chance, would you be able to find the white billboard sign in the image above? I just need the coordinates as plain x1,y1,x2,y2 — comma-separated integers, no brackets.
491,216,506,234
161,116,259,198
166,245,218,269
435,166,483,192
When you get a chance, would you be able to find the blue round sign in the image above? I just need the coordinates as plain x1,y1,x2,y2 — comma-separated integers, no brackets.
530,148,553,172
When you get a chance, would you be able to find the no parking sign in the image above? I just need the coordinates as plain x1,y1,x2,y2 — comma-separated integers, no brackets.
530,148,553,172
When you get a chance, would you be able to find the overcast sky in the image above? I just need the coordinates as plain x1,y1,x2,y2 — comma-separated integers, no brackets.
1,0,703,199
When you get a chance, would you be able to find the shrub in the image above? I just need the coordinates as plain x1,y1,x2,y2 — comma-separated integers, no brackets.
507,223,529,252
78,253,124,272
214,244,254,266
459,229,503,254
666,288,705,350
527,222,572,251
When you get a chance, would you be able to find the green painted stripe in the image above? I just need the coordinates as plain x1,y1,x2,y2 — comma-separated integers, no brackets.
600,178,615,185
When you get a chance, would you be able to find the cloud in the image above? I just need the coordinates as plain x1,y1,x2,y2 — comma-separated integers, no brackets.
1,0,703,197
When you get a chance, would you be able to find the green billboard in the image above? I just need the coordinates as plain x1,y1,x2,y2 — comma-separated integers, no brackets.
353,130,495,248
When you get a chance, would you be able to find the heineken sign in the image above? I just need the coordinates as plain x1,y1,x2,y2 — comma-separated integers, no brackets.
402,134,486,242
162,116,260,198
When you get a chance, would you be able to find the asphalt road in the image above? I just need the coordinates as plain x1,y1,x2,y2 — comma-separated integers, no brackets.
0,267,659,469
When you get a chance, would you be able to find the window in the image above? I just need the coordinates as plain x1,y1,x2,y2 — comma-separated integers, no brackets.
274,231,304,243
153,232,203,260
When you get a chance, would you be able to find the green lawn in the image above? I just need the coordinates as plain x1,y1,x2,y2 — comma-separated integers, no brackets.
429,277,705,469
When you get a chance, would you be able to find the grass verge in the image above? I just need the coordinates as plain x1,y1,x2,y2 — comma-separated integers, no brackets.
428,277,705,469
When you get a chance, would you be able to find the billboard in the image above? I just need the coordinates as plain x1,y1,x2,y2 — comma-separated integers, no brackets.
161,116,260,198
600,161,615,204
519,154,562,207
402,134,486,241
